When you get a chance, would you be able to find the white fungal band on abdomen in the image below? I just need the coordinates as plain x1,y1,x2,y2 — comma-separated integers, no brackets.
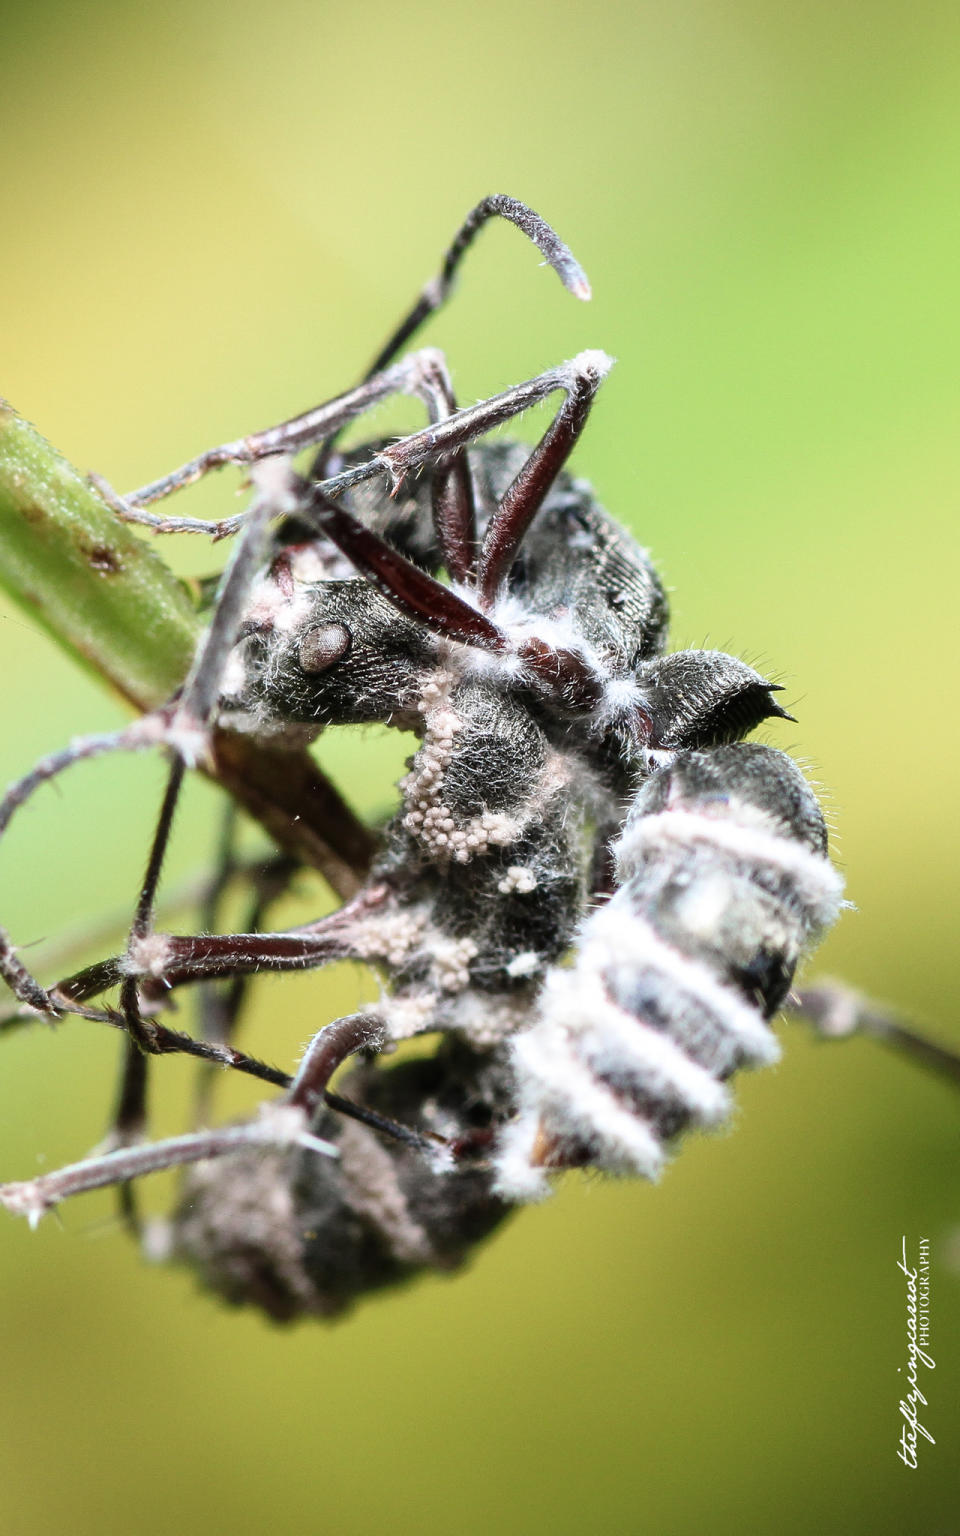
583,907,782,1066
493,745,844,1201
616,809,845,930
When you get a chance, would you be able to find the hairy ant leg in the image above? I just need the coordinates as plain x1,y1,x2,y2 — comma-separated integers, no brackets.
358,194,590,386
97,197,589,534
310,193,589,477
299,352,613,683
0,1119,339,1230
93,350,477,534
0,717,169,1012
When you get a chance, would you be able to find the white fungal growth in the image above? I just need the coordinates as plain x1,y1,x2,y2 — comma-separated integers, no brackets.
443,987,536,1047
399,672,529,861
242,572,315,638
616,808,845,931
122,933,174,979
337,1120,435,1266
427,935,479,994
399,676,464,855
506,950,542,980
497,866,539,895
586,907,782,1066
381,991,441,1040
492,771,849,1200
350,907,431,968
219,647,249,703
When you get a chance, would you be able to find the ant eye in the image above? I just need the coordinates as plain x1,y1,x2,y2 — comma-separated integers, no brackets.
298,623,352,674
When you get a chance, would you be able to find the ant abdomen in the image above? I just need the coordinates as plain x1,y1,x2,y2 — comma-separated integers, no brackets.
172,1041,515,1321
494,744,844,1199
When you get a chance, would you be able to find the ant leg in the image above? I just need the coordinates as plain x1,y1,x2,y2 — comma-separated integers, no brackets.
359,351,611,519
406,351,478,584
58,988,434,1151
0,1114,339,1229
300,482,506,650
102,198,589,529
105,354,441,523
310,195,589,476
118,761,186,1045
363,195,590,383
474,352,610,605
786,982,960,1090
124,904,383,990
282,1012,441,1156
5,965,422,1138
108,759,186,1233
106,464,290,1198
295,352,612,687
277,1010,438,1152
0,1009,438,1226
51,883,388,1008
105,338,502,537
286,1013,387,1116
0,718,168,1012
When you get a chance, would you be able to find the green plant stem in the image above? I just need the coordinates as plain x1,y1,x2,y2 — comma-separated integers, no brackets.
0,400,199,709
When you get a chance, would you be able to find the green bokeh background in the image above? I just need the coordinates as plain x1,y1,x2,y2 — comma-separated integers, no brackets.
1,3,957,1533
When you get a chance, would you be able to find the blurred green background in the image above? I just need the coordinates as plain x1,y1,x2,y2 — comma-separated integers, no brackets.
1,2,957,1532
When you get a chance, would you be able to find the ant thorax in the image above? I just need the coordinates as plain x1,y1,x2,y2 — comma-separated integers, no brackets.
216,443,670,1046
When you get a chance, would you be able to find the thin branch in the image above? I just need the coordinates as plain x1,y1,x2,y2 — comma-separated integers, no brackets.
787,981,960,1091
0,400,197,709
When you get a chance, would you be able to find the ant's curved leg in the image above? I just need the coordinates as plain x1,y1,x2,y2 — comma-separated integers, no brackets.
0,1117,339,1230
360,194,590,385
309,193,590,476
399,350,478,584
97,197,590,532
0,718,169,1012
